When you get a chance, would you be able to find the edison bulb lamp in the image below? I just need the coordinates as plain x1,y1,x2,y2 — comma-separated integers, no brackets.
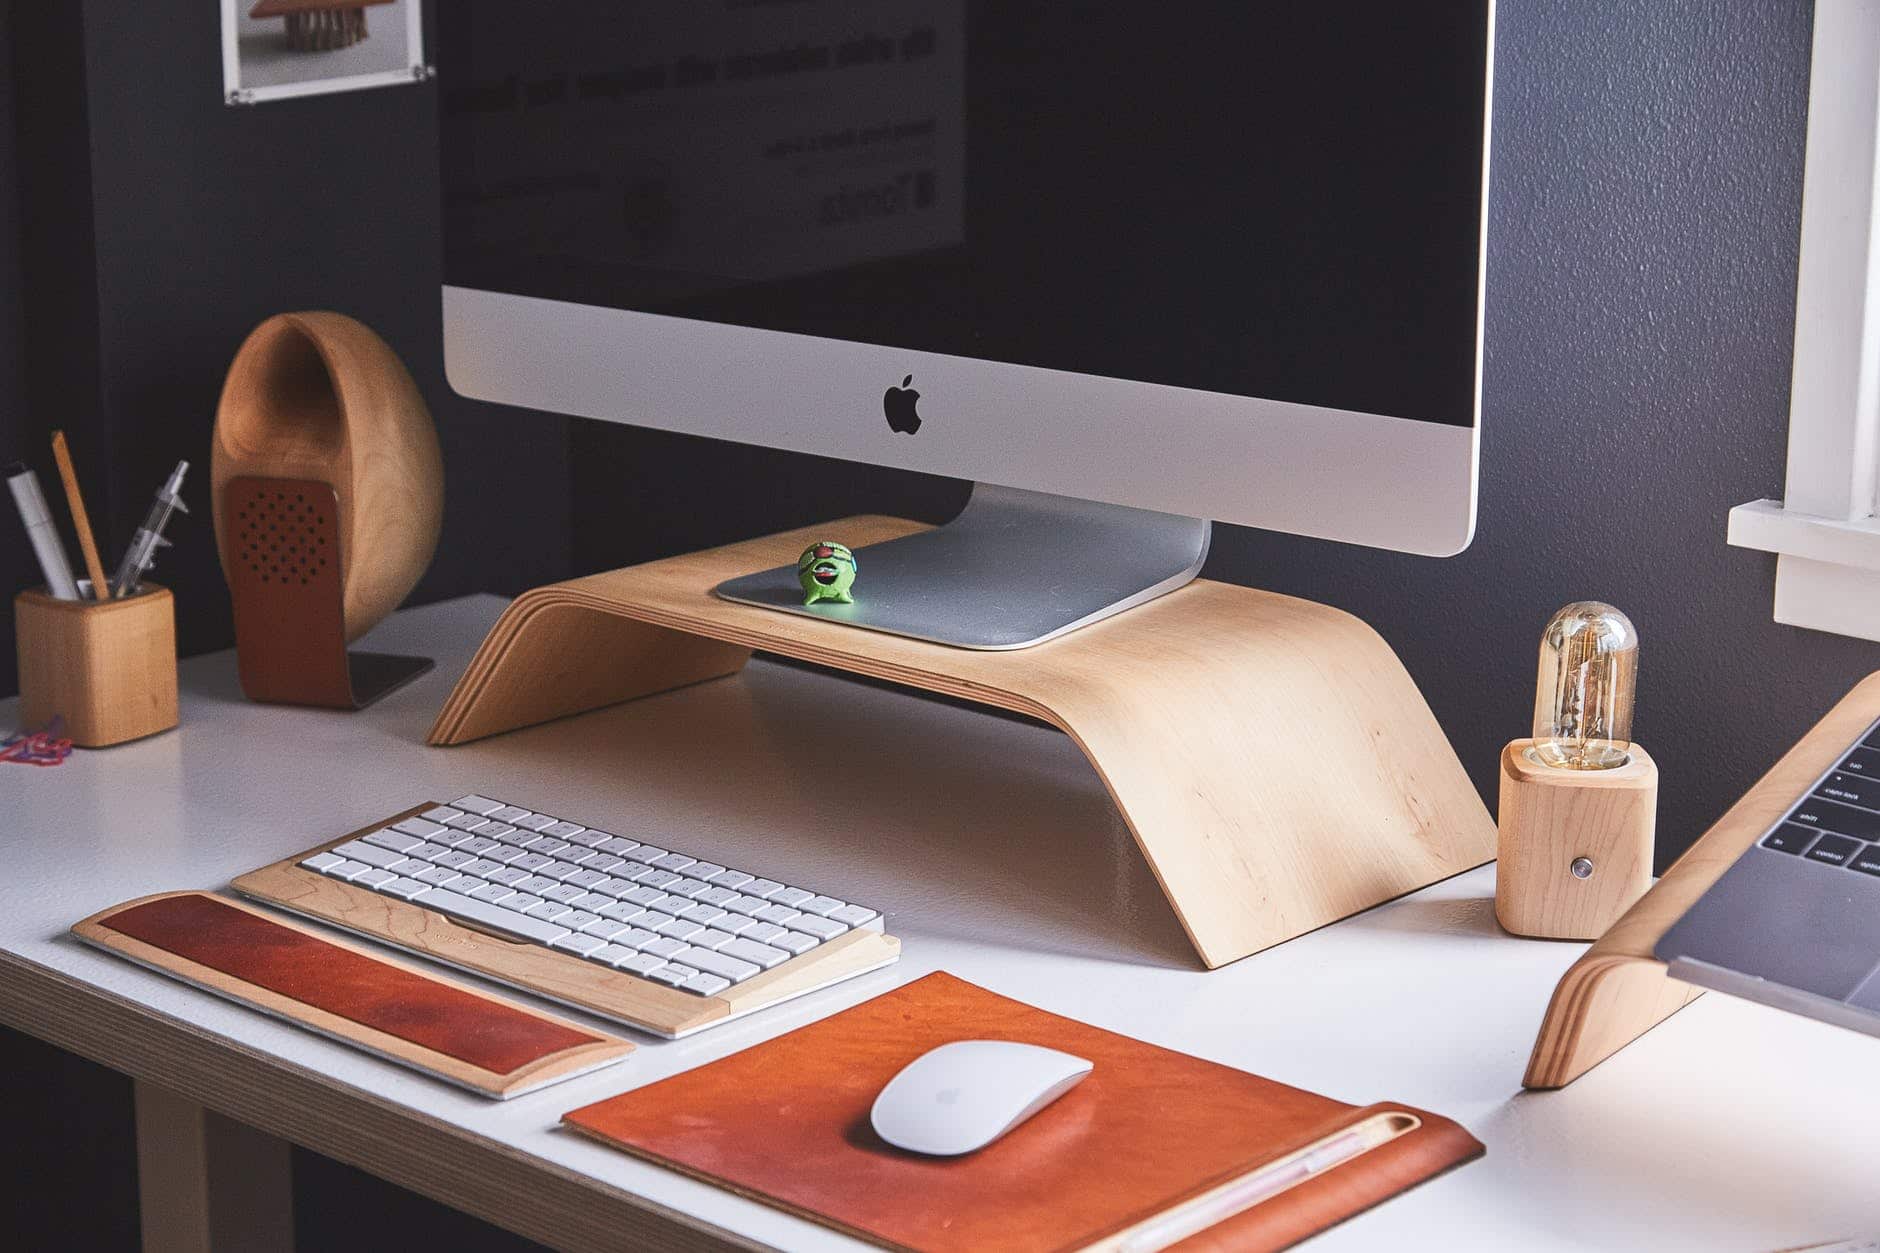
1529,601,1637,770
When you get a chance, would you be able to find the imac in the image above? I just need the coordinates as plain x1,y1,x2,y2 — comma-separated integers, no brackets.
438,2,1493,647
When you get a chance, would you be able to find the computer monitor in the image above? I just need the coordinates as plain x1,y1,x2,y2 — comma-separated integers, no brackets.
438,3,1494,648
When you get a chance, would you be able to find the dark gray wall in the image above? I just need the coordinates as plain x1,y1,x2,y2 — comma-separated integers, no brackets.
0,1,571,694
573,1,1865,870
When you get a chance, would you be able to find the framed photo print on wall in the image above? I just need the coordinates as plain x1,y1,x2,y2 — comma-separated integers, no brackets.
221,0,430,105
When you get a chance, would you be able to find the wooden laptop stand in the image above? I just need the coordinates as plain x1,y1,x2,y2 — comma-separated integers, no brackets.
1524,670,1880,1088
429,516,1497,969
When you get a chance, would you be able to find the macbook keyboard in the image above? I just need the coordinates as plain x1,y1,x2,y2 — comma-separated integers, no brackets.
1756,721,1880,876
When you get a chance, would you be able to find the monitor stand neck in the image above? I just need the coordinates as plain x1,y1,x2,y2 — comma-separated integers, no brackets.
713,483,1211,649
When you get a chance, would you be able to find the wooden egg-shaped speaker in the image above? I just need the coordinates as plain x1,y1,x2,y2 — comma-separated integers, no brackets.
212,311,443,709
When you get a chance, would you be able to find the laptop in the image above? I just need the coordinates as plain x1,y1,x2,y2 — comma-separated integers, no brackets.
1656,715,1880,1039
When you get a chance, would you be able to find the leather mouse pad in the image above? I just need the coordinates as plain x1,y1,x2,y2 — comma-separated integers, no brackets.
564,971,1480,1252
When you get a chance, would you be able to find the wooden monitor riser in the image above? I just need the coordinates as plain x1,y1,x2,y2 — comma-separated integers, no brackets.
428,516,1497,970
1524,670,1880,1088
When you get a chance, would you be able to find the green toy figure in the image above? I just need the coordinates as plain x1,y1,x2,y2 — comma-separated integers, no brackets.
797,540,857,606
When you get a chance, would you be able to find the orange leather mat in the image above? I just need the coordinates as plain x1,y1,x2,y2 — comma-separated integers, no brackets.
565,971,1481,1252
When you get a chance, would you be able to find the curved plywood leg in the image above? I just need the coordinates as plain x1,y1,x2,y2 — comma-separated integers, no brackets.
1524,670,1880,1088
430,517,1497,969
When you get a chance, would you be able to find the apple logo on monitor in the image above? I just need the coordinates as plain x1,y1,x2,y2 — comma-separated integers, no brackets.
883,375,923,434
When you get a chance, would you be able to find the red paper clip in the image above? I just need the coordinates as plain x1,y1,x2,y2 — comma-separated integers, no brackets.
1,717,75,766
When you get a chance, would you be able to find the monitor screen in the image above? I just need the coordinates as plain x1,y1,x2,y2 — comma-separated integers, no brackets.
439,2,1490,431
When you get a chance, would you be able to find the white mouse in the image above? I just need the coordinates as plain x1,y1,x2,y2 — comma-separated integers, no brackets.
870,1040,1094,1156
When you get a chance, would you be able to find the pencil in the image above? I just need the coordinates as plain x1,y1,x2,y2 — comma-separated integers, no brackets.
50,430,112,599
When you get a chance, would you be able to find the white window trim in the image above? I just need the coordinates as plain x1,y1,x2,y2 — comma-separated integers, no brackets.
1730,0,1880,643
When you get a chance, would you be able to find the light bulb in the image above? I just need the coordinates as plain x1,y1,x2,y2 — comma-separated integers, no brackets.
1529,601,1636,770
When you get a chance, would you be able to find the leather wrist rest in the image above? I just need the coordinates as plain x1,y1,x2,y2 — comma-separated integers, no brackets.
75,892,632,1097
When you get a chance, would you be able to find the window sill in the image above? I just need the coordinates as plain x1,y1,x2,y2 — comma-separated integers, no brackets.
1729,499,1880,642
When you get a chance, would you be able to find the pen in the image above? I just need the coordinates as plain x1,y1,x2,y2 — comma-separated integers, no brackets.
110,459,189,600
1117,1111,1418,1253
5,461,82,600
49,430,111,599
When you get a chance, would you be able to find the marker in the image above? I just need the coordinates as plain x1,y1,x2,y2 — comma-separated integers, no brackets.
5,461,81,600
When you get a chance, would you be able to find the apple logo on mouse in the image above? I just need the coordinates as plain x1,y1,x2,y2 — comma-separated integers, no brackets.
883,374,923,434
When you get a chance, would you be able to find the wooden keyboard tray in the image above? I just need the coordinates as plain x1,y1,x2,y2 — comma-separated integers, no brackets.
233,806,902,1039
427,516,1496,970
1525,670,1880,1088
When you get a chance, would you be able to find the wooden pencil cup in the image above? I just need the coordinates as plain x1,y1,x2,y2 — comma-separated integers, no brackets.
14,584,178,747
1495,740,1657,940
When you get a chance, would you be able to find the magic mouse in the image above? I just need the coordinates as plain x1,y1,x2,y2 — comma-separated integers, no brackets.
870,1040,1094,1156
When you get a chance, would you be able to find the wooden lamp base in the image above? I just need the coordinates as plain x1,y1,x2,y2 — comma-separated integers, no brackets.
1495,741,1657,940
428,515,1498,970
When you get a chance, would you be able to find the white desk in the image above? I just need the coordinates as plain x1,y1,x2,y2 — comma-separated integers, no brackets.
1,594,1873,1252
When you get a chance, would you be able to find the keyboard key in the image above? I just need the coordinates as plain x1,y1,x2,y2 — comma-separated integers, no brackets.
1842,745,1880,775
393,817,448,839
798,895,845,917
565,828,610,848
420,806,464,823
484,846,527,865
646,894,693,915
744,879,785,900
1816,771,1880,812
542,821,586,839
367,828,427,853
380,877,429,901
688,862,727,881
565,868,610,890
505,893,547,915
301,851,344,873
321,858,375,881
493,827,536,848
679,904,727,926
414,864,462,886
616,927,662,950
598,901,651,923
792,914,848,940
652,853,696,872
577,853,627,874
354,867,396,888
560,910,603,932
515,875,560,896
468,821,514,839
593,877,639,897
550,933,608,957
696,886,740,907
467,882,517,904
626,844,669,864
458,836,501,856
755,904,803,927
409,842,452,861
452,795,504,816
1792,798,1880,842
524,899,572,921
488,805,532,823
584,919,632,942
682,973,733,996
445,812,488,831
621,886,665,907
515,813,558,832
677,947,761,981
770,887,813,909
620,953,665,975
544,883,588,904
668,877,712,899
690,928,736,950
645,964,695,987
708,869,753,889
568,891,614,912
1762,824,1815,854
717,913,758,935
487,865,530,886
773,931,819,955
720,937,790,969
743,921,788,944
829,904,879,927
333,840,405,869
596,836,639,855
588,943,639,966
524,836,571,857
1805,833,1863,867
510,853,555,873
654,917,705,940
540,860,587,882
643,937,687,958
638,869,680,890
433,849,474,869
724,895,768,916
412,887,570,944
461,859,506,878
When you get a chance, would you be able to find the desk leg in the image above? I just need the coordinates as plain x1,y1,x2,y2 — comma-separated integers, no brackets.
134,1082,295,1252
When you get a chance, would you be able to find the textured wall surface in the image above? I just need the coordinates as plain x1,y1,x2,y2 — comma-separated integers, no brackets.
573,1,1868,867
